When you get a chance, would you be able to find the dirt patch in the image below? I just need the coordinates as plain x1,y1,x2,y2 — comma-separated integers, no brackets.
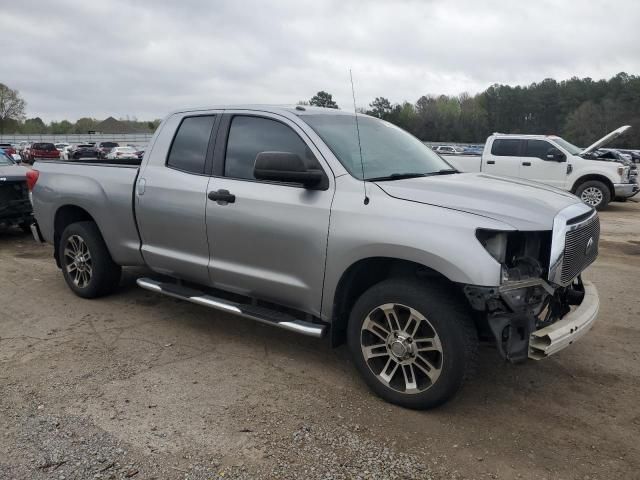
1,202,640,479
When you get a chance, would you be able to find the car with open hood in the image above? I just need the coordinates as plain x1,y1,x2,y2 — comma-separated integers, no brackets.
443,125,639,210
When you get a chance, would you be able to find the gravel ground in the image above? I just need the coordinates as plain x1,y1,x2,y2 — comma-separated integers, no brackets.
1,200,639,479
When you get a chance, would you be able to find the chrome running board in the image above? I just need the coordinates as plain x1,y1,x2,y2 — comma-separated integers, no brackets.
136,277,326,338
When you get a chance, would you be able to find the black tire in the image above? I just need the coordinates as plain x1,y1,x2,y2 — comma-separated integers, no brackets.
347,278,478,409
19,222,32,234
59,221,121,298
575,180,611,210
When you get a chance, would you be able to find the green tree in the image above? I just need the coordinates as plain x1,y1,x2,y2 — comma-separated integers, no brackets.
309,91,338,109
367,97,392,119
0,83,27,133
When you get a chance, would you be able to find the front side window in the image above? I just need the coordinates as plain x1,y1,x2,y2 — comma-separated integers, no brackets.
225,116,317,180
167,115,216,174
491,139,521,156
301,114,451,180
524,139,553,159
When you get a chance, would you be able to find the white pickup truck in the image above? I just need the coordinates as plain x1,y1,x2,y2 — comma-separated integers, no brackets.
443,126,639,210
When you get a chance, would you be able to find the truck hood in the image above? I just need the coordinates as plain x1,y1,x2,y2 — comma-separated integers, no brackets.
581,125,631,155
0,164,28,181
375,172,581,230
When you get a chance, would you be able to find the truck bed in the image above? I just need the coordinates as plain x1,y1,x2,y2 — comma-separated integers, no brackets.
32,160,145,266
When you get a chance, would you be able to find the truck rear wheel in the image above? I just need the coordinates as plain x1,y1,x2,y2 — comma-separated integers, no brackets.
575,180,610,210
60,221,121,298
347,278,478,409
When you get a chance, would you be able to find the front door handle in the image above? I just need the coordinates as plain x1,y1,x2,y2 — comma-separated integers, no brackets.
522,162,531,166
486,160,495,165
208,189,235,204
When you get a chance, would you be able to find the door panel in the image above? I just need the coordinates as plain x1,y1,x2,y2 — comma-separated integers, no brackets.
136,114,217,284
206,179,332,314
520,139,567,188
483,138,521,177
205,113,333,315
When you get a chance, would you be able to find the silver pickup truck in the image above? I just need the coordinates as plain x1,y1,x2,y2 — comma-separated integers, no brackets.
30,106,600,409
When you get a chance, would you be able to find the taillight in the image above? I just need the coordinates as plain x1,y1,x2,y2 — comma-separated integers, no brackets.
26,169,39,191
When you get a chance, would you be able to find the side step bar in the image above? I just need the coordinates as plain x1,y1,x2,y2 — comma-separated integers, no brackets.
136,277,326,338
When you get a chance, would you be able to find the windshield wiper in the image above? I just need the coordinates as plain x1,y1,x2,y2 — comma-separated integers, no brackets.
366,173,428,182
424,168,459,176
367,169,458,181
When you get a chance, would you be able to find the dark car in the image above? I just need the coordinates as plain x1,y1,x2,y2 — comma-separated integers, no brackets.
69,144,99,160
95,141,119,159
26,142,59,164
0,149,33,232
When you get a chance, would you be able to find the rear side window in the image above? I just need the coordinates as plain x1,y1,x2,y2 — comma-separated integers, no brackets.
524,139,553,159
167,115,216,174
224,116,317,181
491,139,521,156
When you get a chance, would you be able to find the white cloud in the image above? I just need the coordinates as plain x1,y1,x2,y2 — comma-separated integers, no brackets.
1,0,638,121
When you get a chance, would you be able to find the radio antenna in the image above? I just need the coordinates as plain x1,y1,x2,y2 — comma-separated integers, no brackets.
350,69,369,205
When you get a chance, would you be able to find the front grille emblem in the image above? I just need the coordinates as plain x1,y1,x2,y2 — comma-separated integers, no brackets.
585,237,594,255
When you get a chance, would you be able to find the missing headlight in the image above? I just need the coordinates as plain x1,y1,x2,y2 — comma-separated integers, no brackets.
476,229,552,281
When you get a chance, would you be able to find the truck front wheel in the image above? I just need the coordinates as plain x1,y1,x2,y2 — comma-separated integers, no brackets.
575,180,611,210
347,278,478,409
59,221,121,298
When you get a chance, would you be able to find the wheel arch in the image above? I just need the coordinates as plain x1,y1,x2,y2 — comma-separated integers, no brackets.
329,257,463,347
571,174,615,198
53,205,107,268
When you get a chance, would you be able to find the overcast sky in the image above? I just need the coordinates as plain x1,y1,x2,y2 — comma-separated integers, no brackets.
2,0,639,122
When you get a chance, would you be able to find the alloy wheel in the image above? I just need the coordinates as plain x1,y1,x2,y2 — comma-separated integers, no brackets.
580,187,603,207
64,235,93,288
360,303,443,394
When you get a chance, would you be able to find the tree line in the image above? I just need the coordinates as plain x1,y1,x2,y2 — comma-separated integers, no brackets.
307,72,640,147
3,72,640,146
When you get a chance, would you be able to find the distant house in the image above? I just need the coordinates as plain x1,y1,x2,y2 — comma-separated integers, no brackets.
95,117,155,134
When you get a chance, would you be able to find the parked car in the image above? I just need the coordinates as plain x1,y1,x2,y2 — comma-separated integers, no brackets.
462,145,484,155
95,141,119,159
432,145,464,154
17,141,29,156
55,142,71,152
25,142,60,164
105,146,140,161
443,126,639,210
68,144,98,160
30,105,601,409
0,148,33,232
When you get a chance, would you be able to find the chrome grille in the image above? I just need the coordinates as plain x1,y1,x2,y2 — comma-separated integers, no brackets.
560,215,600,284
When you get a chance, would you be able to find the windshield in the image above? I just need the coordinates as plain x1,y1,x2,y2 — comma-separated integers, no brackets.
301,114,453,180
550,136,582,155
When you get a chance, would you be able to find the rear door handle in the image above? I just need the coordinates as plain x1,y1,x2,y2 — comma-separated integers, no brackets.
208,189,235,204
486,160,495,165
522,162,531,166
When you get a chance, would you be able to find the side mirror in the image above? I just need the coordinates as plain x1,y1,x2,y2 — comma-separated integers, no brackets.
254,151,324,188
546,147,566,162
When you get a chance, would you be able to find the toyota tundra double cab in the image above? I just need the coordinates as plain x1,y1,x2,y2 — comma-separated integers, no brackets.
29,106,601,409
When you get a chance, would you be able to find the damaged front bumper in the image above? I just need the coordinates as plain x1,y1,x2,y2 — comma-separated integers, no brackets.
528,281,599,359
464,277,599,363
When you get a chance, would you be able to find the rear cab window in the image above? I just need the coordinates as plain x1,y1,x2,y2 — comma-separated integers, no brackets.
490,139,522,156
167,115,216,174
